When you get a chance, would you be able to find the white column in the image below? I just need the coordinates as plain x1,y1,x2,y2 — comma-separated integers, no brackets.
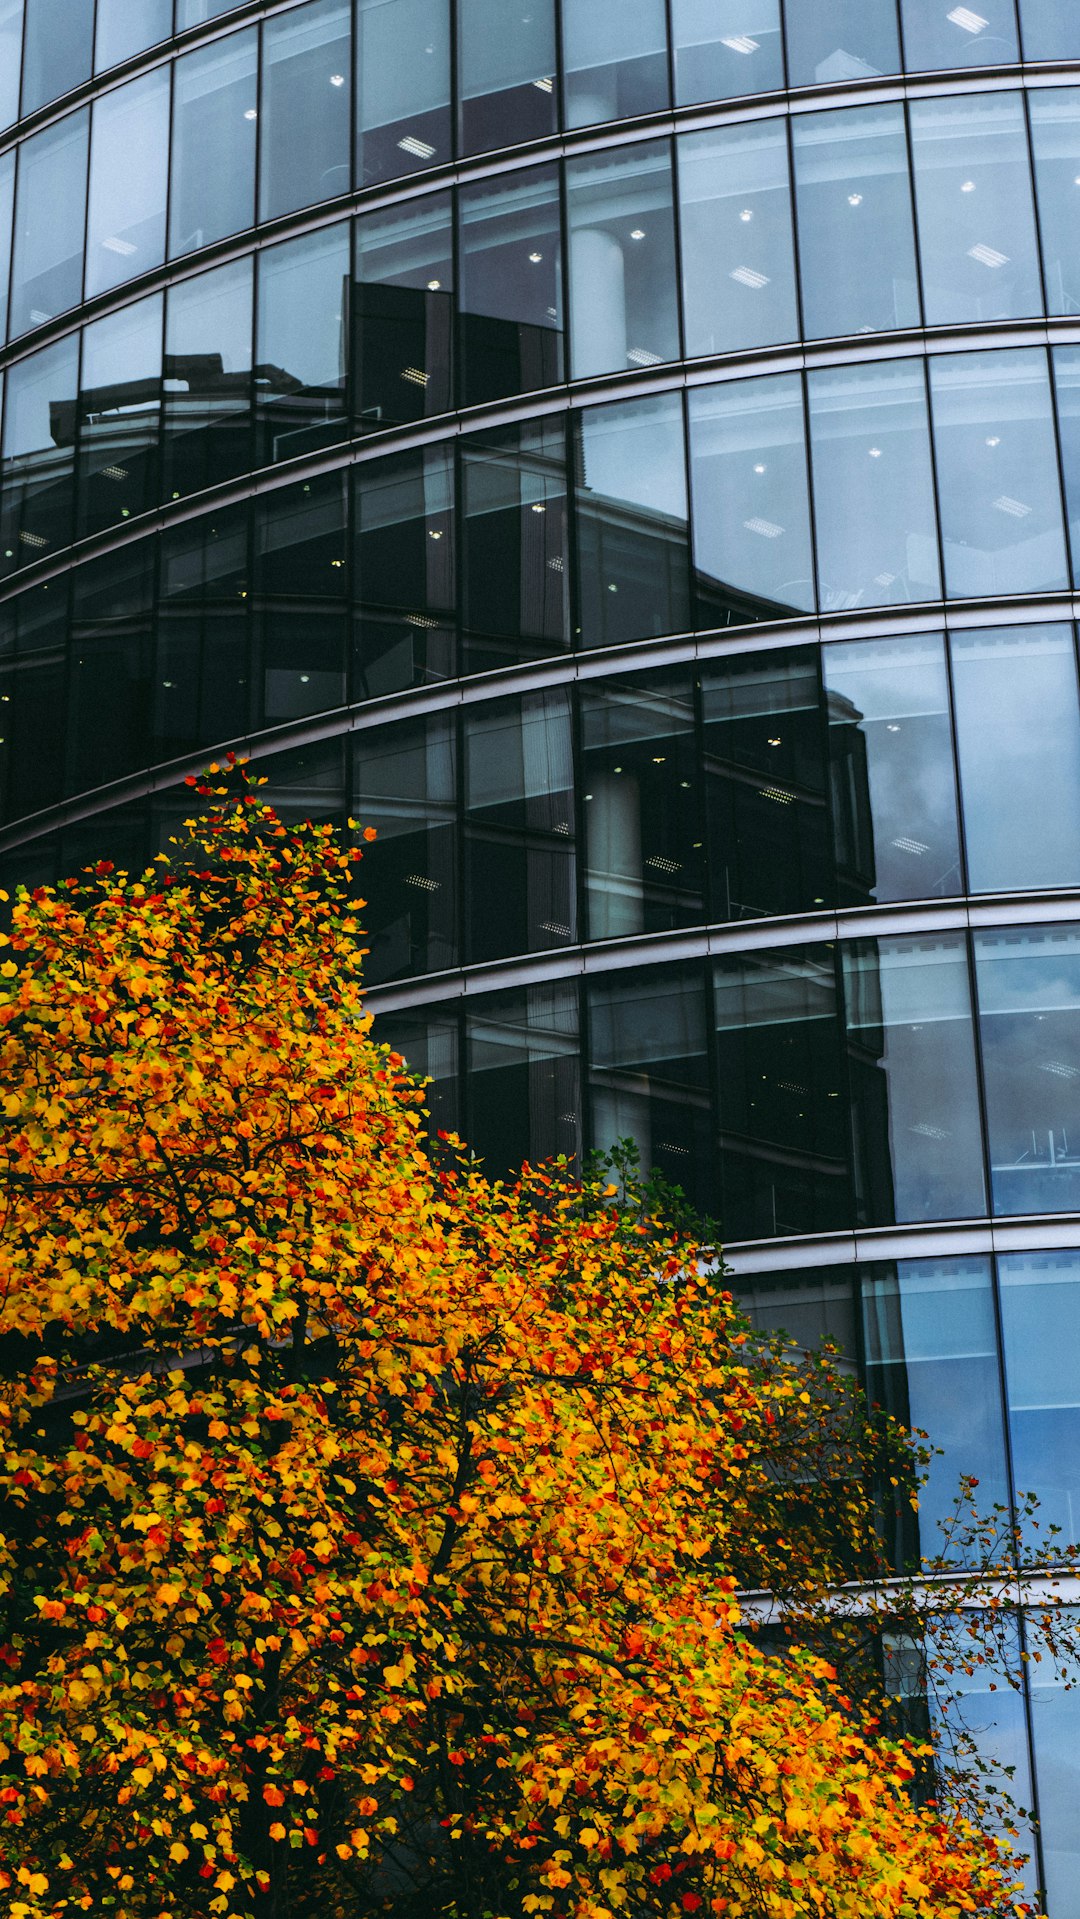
587,772,643,938
569,226,627,379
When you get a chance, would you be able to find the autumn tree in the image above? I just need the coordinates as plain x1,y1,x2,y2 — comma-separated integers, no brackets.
0,767,1027,1919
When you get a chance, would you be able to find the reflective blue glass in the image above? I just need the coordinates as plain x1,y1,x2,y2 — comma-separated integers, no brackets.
1027,1606,1080,1917
255,225,349,463
793,103,920,339
1000,1255,1080,1550
0,335,79,577
459,165,563,404
177,0,239,22
974,925,1080,1216
354,194,453,426
561,0,669,127
575,392,691,649
76,293,163,540
1018,0,1080,57
95,0,171,70
9,110,88,338
357,0,452,185
910,93,1042,325
567,141,679,380
899,0,1020,69
466,986,580,1173
170,31,258,258
0,150,12,345
259,0,351,220
464,691,576,961
808,361,940,610
458,0,557,155
678,122,798,358
783,0,901,84
86,71,170,299
672,0,784,106
688,374,815,621
930,349,1069,597
20,0,92,114
950,626,1080,892
0,1,23,130
164,258,254,498
590,965,712,1210
1030,89,1080,318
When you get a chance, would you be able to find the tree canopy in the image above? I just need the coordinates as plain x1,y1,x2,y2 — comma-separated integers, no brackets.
0,767,1025,1919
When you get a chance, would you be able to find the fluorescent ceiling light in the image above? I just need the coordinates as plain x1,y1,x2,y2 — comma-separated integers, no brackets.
947,6,988,30
968,242,1009,267
730,265,769,289
744,517,784,539
102,235,137,255
627,346,664,366
721,34,759,52
398,134,436,158
993,495,1031,517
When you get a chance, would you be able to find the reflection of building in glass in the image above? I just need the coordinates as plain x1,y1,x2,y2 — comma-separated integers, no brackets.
6,0,1080,1900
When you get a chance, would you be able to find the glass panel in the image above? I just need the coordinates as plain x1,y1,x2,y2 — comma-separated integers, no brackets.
921,1618,1036,1882
792,104,920,339
566,141,679,378
783,0,901,84
951,625,1080,892
351,717,457,985
76,293,162,540
1019,0,1079,56
259,0,351,220
575,392,691,649
467,985,580,1174
177,0,239,24
713,945,850,1239
460,419,568,672
863,1259,1009,1565
910,93,1041,326
95,0,171,69
1054,346,1080,582
9,110,88,338
21,0,92,114
899,0,1020,68
354,444,455,627
672,0,784,105
358,0,452,185
3,578,67,819
0,151,13,344
256,738,347,827
0,1,23,131
823,633,963,907
255,225,349,463
808,361,940,611
156,506,250,762
86,71,170,299
689,375,814,623
974,924,1080,1216
464,691,576,962
67,549,154,794
458,165,563,406
253,473,347,726
930,349,1068,597
1001,1257,1080,1550
678,123,798,358
589,965,712,1210
354,194,453,428
164,258,254,498
458,0,557,155
842,935,986,1225
561,0,669,126
702,647,831,921
1030,90,1080,318
375,1009,461,1141
1028,1606,1080,1916
170,31,258,258
582,672,704,938
0,335,78,577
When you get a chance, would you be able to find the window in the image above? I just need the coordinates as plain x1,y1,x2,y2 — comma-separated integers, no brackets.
95,0,171,70
354,194,453,427
67,548,154,794
575,392,691,649
358,0,451,184
1019,0,1078,57
1000,1255,1080,1548
458,0,558,155
164,258,254,499
156,507,250,762
0,1,24,130
689,375,814,623
353,445,456,698
0,151,12,345
672,0,783,106
792,104,920,338
170,31,258,257
1030,89,1080,318
460,420,568,672
0,335,79,576
567,140,679,380
259,0,351,220
77,293,163,540
974,925,1080,1216
9,110,88,338
581,672,704,938
177,0,239,22
561,0,669,126
374,1009,461,1138
1027,1603,1080,1915
783,0,901,85
466,986,580,1174
464,691,576,962
20,0,92,115
86,71,170,299
678,122,798,358
458,165,563,405
590,965,713,1210
255,225,349,463
808,360,940,610
899,0,1019,68
910,93,1042,326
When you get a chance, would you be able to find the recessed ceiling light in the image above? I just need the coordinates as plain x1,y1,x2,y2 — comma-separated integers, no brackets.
868,447,882,458
329,72,345,86
948,5,988,31
960,179,975,192
753,463,766,474
398,134,436,159
740,208,753,222
985,435,1001,447
244,107,258,120
848,193,863,206
630,228,646,240
529,251,543,263
427,278,441,290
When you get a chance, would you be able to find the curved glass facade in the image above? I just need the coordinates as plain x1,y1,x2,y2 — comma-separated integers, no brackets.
6,2,1080,1902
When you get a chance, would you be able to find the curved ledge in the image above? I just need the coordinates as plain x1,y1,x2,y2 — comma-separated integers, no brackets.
721,1212,1080,1276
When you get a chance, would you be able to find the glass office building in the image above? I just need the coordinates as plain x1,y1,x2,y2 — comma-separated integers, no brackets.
5,0,1080,1899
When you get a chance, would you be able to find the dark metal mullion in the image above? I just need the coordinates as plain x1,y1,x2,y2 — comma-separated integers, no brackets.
1022,79,1055,326
1014,1599,1052,1911
785,92,812,354
899,92,929,336
916,348,950,648
1042,343,1077,595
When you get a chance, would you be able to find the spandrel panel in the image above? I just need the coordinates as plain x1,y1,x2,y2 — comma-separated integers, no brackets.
0,335,78,578
1000,1256,1080,1552
9,110,88,339
808,361,940,611
466,984,580,1174
930,349,1069,598
76,293,163,540
460,419,569,672
256,225,349,464
86,71,170,299
1027,1604,1080,1917
561,0,669,127
170,31,258,258
458,165,563,405
164,258,254,498
899,0,1020,68
581,672,704,939
260,0,352,220
823,633,963,907
842,936,986,1226
701,647,831,922
358,0,452,186
678,122,798,358
672,0,784,106
575,392,691,649
20,0,92,115
713,945,851,1239
0,1,24,130
566,141,679,380
910,93,1042,326
458,0,557,156
0,152,12,345
951,626,1080,892
974,925,1080,1217
1030,90,1080,319
792,104,920,339
353,716,458,984
464,690,576,962
1019,0,1079,56
95,0,172,70
783,0,902,85
354,194,453,428
589,965,712,1210
689,375,814,623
